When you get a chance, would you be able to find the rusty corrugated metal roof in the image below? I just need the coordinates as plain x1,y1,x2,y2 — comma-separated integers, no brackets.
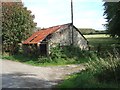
22,23,71,44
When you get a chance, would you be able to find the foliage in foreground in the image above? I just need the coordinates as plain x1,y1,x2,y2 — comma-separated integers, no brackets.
37,46,94,64
86,49,120,83
57,50,120,88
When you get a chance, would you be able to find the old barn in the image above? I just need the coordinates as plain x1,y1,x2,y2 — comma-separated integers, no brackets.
22,23,89,56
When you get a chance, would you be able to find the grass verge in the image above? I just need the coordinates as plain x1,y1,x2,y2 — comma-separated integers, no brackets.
2,46,94,66
57,51,120,88
2,54,90,66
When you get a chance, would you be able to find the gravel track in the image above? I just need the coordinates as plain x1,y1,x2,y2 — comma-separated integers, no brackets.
1,60,85,88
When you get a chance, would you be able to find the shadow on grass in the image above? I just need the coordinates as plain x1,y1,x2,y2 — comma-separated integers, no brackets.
3,54,38,62
57,71,120,88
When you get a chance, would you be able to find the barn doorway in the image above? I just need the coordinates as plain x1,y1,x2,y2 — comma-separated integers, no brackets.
39,43,48,56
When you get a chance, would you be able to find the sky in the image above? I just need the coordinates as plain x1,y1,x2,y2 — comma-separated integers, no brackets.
22,0,107,30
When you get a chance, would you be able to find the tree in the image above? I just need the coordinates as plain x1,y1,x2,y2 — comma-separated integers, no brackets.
103,2,120,37
2,2,36,55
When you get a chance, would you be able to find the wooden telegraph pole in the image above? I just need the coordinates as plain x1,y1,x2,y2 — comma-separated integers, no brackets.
71,0,74,45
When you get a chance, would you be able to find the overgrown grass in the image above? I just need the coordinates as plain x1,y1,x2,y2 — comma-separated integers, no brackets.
57,35,120,88
2,54,70,66
2,46,93,66
2,55,89,67
57,71,120,88
86,50,120,83
3,34,120,66
57,50,120,88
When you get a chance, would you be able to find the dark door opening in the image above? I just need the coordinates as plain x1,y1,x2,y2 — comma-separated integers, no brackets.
39,43,47,56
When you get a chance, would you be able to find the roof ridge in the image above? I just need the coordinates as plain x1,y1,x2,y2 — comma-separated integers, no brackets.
23,23,72,44
40,23,71,30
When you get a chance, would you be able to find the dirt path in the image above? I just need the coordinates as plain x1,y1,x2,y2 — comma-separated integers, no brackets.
1,60,85,88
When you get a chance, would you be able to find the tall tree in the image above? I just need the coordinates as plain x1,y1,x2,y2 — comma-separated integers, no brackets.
103,2,120,37
2,2,36,54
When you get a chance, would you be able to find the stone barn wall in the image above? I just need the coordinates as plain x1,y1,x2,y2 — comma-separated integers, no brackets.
71,26,89,50
22,44,39,56
48,25,71,48
47,25,89,50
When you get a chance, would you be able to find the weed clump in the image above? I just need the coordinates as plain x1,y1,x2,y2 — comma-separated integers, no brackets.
86,50,120,83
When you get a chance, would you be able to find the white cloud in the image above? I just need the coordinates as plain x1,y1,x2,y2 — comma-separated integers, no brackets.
22,0,102,3
23,0,106,30
74,17,106,30
47,0,102,3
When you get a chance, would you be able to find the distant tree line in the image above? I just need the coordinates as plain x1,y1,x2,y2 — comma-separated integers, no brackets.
79,28,107,35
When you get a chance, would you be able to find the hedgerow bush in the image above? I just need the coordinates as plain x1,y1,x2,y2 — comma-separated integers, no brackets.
50,46,67,60
37,56,51,63
50,45,95,60
37,45,95,64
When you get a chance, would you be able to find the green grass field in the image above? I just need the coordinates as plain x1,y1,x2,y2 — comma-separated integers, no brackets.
84,34,120,52
84,34,120,45
84,34,109,38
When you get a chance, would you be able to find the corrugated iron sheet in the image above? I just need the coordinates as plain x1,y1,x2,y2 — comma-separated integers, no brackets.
23,23,70,44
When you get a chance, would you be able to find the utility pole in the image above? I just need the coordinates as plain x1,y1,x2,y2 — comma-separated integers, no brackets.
71,0,74,45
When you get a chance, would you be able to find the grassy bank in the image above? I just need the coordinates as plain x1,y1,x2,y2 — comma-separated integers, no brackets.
2,54,75,66
57,51,120,88
57,34,120,88
2,46,92,66
57,71,120,88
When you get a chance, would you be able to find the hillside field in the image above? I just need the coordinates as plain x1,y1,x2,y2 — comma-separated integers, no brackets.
84,34,120,52
84,34,109,38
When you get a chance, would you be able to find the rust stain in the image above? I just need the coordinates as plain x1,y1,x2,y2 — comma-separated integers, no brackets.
23,24,69,44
